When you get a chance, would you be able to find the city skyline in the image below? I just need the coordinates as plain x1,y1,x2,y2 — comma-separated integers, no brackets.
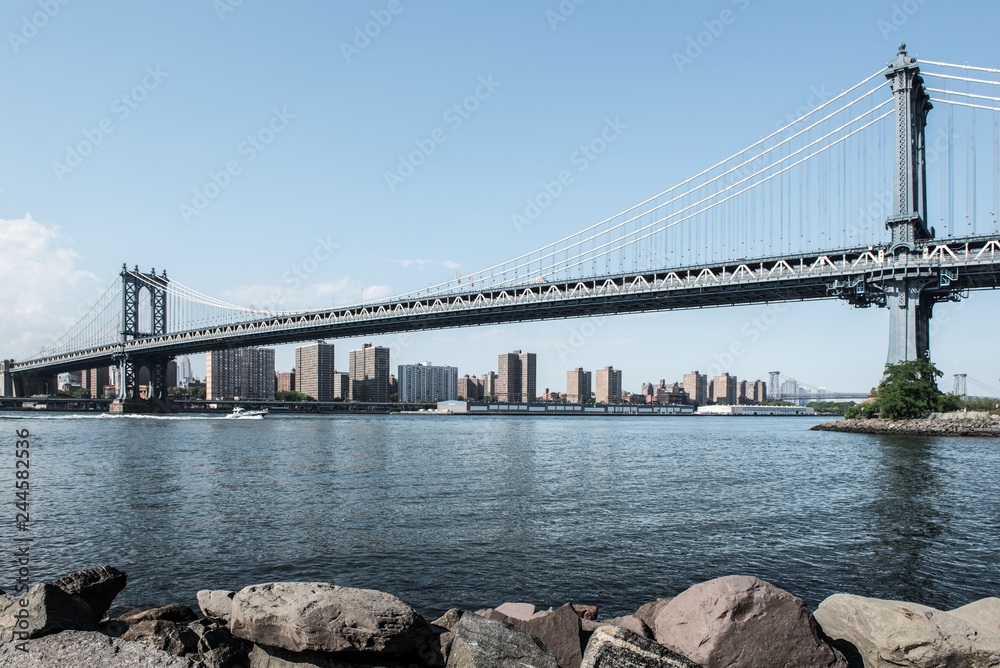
2,3,999,396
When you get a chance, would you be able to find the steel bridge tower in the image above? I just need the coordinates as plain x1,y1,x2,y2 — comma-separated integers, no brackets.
116,265,172,407
880,45,962,366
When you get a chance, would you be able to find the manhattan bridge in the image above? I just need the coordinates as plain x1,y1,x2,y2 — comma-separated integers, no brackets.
3,46,1000,408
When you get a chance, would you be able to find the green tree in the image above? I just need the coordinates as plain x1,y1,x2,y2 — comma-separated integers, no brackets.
846,359,951,420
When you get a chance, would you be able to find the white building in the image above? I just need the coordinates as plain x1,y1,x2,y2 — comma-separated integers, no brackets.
398,363,458,402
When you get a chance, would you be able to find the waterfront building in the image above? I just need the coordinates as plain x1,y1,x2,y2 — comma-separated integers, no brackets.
780,379,799,403
206,347,275,400
398,363,458,402
276,370,295,393
683,371,708,405
83,367,112,399
595,366,623,404
176,356,193,384
481,371,497,398
711,373,738,405
458,375,484,400
566,368,592,403
753,379,768,404
334,372,349,400
349,344,390,402
295,341,336,401
497,350,536,403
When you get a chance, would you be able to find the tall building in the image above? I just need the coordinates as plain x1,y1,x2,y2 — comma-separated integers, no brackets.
780,379,798,403
349,344,390,402
711,373,738,405
738,380,750,404
276,370,295,393
458,375,483,400
769,371,781,402
753,380,768,404
206,347,275,400
295,341,336,401
176,356,193,384
398,363,458,402
482,371,497,398
497,350,536,403
595,366,623,404
566,368,592,403
683,371,708,405
83,367,112,399
334,373,349,400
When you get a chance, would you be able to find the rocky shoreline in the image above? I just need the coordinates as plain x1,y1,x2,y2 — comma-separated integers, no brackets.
812,415,1000,437
2,566,999,667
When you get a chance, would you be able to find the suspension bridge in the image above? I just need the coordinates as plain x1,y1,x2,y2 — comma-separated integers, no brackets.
3,46,1000,408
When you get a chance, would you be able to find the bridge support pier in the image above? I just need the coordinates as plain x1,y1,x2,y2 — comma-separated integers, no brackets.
885,278,933,365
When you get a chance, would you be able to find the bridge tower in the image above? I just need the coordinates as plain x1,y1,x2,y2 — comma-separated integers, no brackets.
116,265,172,407
883,44,948,366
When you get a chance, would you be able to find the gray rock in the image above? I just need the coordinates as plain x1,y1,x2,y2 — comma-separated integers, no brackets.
52,565,128,620
0,629,205,667
603,616,649,639
100,618,132,638
814,593,1000,668
447,612,558,668
230,582,426,655
654,575,848,668
631,599,672,633
483,603,583,668
0,583,97,642
119,603,199,624
249,642,408,667
201,644,247,668
950,597,1000,637
580,625,700,668
121,619,200,656
198,590,237,624
495,603,537,620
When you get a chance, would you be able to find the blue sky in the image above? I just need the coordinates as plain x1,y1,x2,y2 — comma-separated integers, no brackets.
2,0,999,395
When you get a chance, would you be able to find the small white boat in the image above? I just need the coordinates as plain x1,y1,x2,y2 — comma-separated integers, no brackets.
226,407,268,419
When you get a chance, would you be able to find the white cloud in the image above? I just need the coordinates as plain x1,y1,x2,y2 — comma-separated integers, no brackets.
378,257,462,271
0,215,102,359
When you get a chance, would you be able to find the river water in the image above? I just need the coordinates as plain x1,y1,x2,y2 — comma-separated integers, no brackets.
2,413,997,618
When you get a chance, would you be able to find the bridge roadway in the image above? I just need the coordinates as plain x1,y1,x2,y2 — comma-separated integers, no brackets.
12,234,1000,376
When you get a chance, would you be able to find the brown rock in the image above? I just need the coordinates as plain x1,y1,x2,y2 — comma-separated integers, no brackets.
495,602,537,620
230,582,426,655
604,616,649,638
632,598,672,632
485,603,583,668
431,609,465,632
119,603,199,624
581,625,700,668
654,575,847,668
121,619,199,656
572,605,599,621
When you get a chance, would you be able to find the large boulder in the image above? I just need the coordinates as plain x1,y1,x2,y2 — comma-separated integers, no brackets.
447,612,557,668
580,625,699,668
51,565,127,620
814,594,1000,668
483,603,583,668
198,590,237,625
495,603,537,620
0,583,97,642
230,583,426,655
654,576,847,668
0,629,203,667
950,598,1000,637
